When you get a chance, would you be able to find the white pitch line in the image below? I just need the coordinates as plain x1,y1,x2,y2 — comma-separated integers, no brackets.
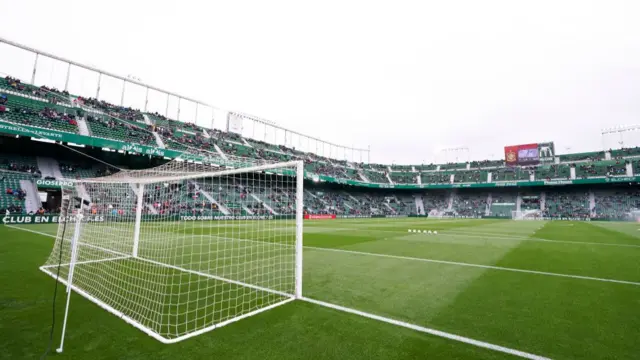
12,225,640,286
305,246,640,286
41,255,131,268
302,297,551,360
410,231,640,249
320,226,640,249
5,224,57,238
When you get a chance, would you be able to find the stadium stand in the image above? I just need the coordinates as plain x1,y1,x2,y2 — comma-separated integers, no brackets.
440,162,468,170
492,167,530,181
470,159,503,168
1,76,70,105
414,164,438,171
421,192,448,212
574,160,626,178
453,170,488,183
544,190,590,218
85,114,155,145
520,193,541,211
489,193,517,217
5,72,640,222
390,172,417,184
420,172,450,184
363,170,388,183
535,164,570,180
452,192,488,217
0,172,29,214
0,93,79,133
557,151,605,163
610,146,640,158
593,190,640,220
0,154,40,214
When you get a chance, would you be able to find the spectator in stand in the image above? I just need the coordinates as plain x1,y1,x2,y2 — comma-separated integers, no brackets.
0,94,7,105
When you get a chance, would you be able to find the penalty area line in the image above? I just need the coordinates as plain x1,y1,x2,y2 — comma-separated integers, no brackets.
302,297,551,360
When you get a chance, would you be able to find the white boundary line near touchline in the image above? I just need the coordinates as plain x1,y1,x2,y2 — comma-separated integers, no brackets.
305,246,640,286
18,226,552,359
13,225,640,287
410,231,640,249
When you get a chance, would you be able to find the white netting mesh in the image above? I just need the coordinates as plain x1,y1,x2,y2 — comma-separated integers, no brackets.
41,159,302,342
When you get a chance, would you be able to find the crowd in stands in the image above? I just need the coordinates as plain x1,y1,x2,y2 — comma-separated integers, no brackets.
86,114,154,145
470,159,503,168
0,95,79,130
610,146,640,158
535,164,569,180
452,193,487,216
421,173,450,184
390,172,417,184
3,76,69,104
440,162,467,170
575,160,627,178
593,190,640,220
3,76,26,92
544,191,590,218
453,170,487,183
40,107,78,126
520,195,540,210
5,187,26,201
77,97,143,122
421,193,448,212
559,152,605,163
363,170,388,183
1,204,23,214
1,159,41,177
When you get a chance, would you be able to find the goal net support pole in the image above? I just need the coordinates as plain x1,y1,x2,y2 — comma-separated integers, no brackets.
56,202,85,353
132,184,144,258
295,161,303,299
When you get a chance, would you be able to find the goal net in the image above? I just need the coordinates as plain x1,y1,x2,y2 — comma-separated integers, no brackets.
40,159,304,345
511,209,543,220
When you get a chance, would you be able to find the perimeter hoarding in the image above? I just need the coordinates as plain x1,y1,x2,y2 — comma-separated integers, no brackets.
504,142,555,166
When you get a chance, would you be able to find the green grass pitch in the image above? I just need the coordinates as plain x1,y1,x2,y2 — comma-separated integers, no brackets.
1,218,639,359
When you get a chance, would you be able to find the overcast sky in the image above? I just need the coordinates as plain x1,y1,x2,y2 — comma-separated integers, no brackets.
1,0,639,164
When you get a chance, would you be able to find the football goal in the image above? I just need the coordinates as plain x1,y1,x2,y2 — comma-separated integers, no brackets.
511,210,543,220
40,159,304,351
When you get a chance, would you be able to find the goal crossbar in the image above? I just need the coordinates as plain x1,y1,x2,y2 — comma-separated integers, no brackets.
69,160,303,185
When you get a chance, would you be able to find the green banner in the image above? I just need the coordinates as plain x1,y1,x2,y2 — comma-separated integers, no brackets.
177,215,294,221
2,214,106,224
0,120,183,158
1,213,295,225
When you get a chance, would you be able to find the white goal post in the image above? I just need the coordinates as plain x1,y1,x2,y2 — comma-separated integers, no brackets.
40,159,304,350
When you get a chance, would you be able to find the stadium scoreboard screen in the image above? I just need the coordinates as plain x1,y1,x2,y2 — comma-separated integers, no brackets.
504,142,555,166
